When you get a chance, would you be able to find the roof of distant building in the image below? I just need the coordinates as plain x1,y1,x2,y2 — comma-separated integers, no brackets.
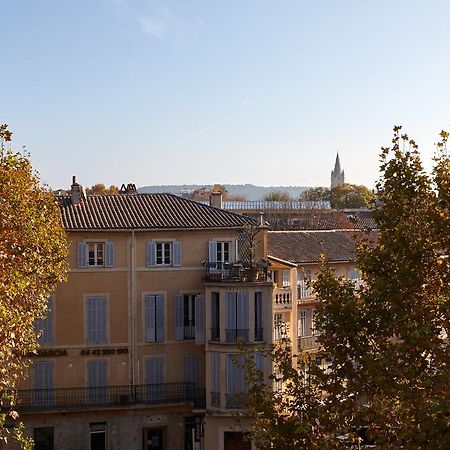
212,200,331,210
57,193,255,231
268,230,372,263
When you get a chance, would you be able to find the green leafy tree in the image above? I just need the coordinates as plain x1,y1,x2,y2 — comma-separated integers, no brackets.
0,125,68,446
245,127,450,449
85,183,119,195
263,190,291,201
299,187,331,202
330,183,374,209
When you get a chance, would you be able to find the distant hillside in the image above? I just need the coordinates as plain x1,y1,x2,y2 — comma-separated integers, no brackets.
138,184,311,201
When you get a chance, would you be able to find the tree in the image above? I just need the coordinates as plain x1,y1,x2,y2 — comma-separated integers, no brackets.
245,127,450,449
85,183,119,195
299,187,331,202
263,190,291,201
0,125,68,446
330,183,374,209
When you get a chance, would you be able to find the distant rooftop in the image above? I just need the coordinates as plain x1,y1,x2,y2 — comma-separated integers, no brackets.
202,200,331,210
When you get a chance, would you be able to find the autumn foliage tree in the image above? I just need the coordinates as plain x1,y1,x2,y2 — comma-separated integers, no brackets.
0,125,68,445
245,127,450,449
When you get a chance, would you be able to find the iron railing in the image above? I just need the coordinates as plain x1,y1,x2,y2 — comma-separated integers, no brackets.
204,261,269,283
298,335,320,351
225,393,247,409
13,383,206,412
225,329,249,343
210,327,220,341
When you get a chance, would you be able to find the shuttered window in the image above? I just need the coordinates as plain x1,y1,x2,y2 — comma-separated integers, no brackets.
145,357,165,384
225,292,249,342
87,360,108,404
254,292,263,341
35,297,53,346
77,241,114,268
147,241,182,267
86,296,107,344
183,355,200,387
144,294,164,342
32,361,54,406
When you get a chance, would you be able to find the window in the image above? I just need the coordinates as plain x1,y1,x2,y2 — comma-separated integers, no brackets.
87,360,108,404
144,356,165,402
226,354,247,408
298,268,312,298
254,292,264,341
273,312,289,341
211,352,221,407
32,362,53,406
269,270,278,285
90,423,106,450
311,308,317,335
35,297,53,346
144,294,164,342
86,296,107,344
208,240,234,271
33,427,54,450
299,310,308,336
147,241,181,267
77,242,114,268
175,294,204,343
282,269,290,287
225,292,249,342
211,292,220,341
183,355,201,387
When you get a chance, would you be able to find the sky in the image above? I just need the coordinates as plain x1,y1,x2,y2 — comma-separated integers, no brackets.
2,0,450,190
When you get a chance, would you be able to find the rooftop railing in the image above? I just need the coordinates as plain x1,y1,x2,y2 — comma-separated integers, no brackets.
204,261,269,283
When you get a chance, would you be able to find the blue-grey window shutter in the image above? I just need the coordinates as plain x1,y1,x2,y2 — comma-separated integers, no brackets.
237,292,249,330
255,292,263,339
147,242,156,267
226,354,235,393
155,294,164,342
105,241,115,268
208,240,217,263
173,241,182,266
87,360,107,387
195,295,204,344
33,362,54,390
255,352,264,374
225,293,236,331
77,242,87,268
145,295,156,342
183,356,200,386
211,353,220,393
145,357,164,384
86,296,107,344
175,294,184,341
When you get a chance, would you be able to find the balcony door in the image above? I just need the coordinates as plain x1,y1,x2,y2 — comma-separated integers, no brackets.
143,428,164,450
87,360,108,404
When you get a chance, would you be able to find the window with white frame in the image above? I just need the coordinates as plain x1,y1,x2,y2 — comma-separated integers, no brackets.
282,269,290,287
147,241,181,267
144,294,165,342
273,312,289,341
311,308,317,335
208,240,233,271
85,296,107,345
34,297,53,346
77,241,114,268
299,310,307,336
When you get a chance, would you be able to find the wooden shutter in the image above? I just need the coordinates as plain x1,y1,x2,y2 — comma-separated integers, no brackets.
211,353,220,393
255,353,264,374
145,295,156,342
87,360,108,387
195,294,204,345
208,240,217,263
145,357,164,384
226,354,236,393
104,241,115,268
255,292,263,341
86,296,107,344
236,292,249,330
175,294,184,341
225,292,236,336
155,294,164,342
33,362,54,390
147,242,156,267
183,356,200,386
77,242,87,268
172,241,182,266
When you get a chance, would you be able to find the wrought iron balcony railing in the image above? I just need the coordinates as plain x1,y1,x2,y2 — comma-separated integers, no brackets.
12,383,206,412
225,329,249,343
204,261,269,283
225,392,247,409
298,335,320,351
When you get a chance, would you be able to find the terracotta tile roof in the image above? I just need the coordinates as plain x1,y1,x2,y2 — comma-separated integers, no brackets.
57,194,255,231
268,230,362,263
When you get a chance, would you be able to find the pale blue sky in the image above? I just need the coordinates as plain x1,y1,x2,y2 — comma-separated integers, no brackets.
2,0,450,190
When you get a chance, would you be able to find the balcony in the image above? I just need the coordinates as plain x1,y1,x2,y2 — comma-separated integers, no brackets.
12,383,206,413
298,335,320,351
225,392,247,409
273,288,292,306
297,282,313,300
204,261,269,283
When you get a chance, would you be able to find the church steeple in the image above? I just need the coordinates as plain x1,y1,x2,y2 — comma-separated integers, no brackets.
331,151,345,188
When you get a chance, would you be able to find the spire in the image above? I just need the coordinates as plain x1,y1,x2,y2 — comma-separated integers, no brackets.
331,151,345,188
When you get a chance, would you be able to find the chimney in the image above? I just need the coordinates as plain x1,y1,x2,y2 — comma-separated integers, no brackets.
70,176,85,205
210,191,223,209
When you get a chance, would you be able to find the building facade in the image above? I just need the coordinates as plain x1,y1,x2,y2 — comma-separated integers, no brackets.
11,182,299,450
